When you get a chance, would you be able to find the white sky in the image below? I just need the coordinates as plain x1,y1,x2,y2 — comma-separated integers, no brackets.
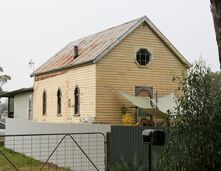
0,0,219,91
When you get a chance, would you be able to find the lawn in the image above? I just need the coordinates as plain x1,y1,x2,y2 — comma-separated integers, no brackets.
0,144,70,171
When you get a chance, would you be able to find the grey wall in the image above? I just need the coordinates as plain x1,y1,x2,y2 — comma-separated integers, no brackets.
5,118,111,171
14,92,32,120
109,126,162,171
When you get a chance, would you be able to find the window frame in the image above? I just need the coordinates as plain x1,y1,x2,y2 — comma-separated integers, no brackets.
135,48,152,67
8,97,14,118
42,90,47,116
135,86,154,122
28,95,33,120
74,85,80,116
57,88,62,115
0,123,5,129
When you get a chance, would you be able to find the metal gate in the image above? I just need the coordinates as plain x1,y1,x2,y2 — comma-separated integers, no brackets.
0,132,106,171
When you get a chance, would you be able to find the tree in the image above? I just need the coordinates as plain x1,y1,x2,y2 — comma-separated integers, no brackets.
0,66,11,94
0,99,8,115
211,0,221,69
158,61,221,171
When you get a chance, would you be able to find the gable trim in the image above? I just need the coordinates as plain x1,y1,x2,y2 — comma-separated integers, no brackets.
32,16,190,77
94,16,190,67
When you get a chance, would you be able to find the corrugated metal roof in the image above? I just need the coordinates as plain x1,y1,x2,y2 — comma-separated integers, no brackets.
0,87,33,97
32,17,142,76
32,16,190,76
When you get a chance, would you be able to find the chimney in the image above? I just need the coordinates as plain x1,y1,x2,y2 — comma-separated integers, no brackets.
74,45,79,59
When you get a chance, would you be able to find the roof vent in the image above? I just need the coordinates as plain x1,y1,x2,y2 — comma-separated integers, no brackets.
74,45,79,59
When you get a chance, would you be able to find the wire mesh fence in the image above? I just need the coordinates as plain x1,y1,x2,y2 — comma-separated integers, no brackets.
0,132,106,171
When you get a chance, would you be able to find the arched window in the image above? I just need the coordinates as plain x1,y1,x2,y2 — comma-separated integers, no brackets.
57,88,62,115
74,86,80,115
42,90,47,115
135,86,153,122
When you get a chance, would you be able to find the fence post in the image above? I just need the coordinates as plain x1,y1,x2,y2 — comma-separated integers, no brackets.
106,132,111,171
149,144,152,171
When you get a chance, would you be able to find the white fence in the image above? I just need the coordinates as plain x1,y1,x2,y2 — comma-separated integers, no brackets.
4,118,111,171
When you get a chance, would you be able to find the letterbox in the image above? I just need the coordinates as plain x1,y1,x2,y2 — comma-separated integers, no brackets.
142,129,165,145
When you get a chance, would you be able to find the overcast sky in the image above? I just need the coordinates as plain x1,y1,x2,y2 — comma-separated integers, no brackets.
0,0,219,91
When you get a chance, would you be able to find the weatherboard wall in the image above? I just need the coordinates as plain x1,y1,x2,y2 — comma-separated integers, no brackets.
32,22,187,124
32,64,96,122
96,23,186,124
14,92,32,120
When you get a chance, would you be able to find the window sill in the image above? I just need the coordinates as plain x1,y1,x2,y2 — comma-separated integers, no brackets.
56,114,62,117
73,114,80,117
135,61,152,68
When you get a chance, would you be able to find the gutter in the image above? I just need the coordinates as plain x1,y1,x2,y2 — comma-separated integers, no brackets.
30,59,95,77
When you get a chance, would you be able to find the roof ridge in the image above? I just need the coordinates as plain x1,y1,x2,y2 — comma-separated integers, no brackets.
93,17,145,63
32,17,144,76
32,16,190,76
70,16,143,44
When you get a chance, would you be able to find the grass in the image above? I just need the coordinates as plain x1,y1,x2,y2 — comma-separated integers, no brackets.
0,144,70,171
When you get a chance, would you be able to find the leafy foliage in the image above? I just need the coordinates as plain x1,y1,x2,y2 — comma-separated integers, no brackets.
0,66,11,93
158,61,221,171
122,113,133,126
0,100,7,114
110,156,147,171
211,0,221,68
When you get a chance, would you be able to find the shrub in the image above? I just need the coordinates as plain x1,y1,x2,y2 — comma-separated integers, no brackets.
110,156,147,171
158,61,221,171
122,113,133,126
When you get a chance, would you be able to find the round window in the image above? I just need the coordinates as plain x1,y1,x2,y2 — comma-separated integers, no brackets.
136,48,151,66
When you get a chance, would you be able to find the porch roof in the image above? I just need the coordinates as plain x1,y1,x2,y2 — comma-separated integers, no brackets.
0,87,33,98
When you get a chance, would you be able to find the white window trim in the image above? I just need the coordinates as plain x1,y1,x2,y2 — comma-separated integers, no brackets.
134,47,153,68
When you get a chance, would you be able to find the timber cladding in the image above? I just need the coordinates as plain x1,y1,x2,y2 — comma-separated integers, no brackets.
96,24,186,124
32,18,188,125
35,70,67,81
33,64,96,122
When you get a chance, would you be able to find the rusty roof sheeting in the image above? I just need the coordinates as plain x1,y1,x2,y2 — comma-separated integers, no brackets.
32,16,190,76
32,17,142,76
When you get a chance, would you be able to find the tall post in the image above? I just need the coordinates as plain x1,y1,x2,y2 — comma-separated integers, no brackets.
135,106,138,123
106,132,111,171
149,144,152,171
154,91,158,126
